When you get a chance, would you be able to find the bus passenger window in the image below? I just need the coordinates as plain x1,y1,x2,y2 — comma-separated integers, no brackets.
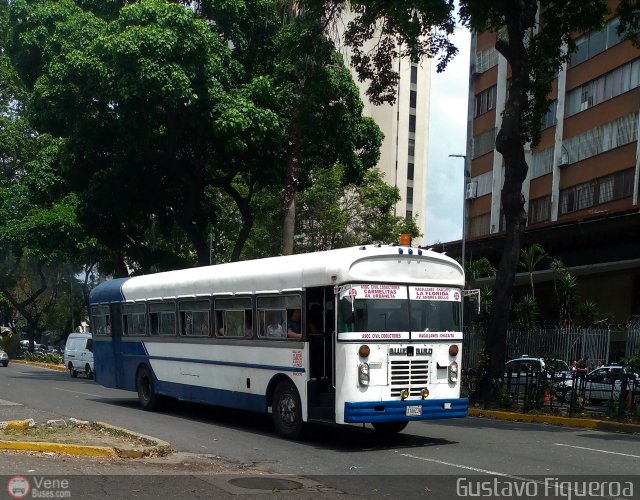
214,297,252,338
179,300,211,336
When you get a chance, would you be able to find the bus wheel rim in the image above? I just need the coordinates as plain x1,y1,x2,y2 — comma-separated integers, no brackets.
279,394,296,426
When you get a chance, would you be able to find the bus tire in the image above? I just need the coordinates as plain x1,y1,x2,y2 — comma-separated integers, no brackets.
68,363,78,378
136,365,161,411
85,364,93,380
272,379,304,439
372,421,408,435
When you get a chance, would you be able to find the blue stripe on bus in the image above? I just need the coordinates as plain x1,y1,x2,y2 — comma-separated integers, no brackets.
154,380,266,413
89,277,130,305
344,398,468,423
139,354,305,373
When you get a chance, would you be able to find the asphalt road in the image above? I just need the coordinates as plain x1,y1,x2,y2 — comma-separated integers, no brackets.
1,362,639,498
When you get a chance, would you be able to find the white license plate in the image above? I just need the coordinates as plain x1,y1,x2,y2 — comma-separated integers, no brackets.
406,405,422,416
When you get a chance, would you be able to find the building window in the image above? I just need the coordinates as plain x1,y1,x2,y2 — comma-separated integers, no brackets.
409,114,416,133
408,138,415,157
406,210,413,218
468,213,491,238
569,17,624,67
563,112,638,165
531,147,554,179
540,100,557,130
472,128,496,159
410,90,417,109
406,187,414,205
470,170,493,197
407,163,414,180
565,59,640,116
410,65,418,84
528,196,551,225
474,85,497,117
559,168,634,215
475,46,498,74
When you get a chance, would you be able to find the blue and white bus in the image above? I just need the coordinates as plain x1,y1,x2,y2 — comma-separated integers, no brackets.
89,243,468,438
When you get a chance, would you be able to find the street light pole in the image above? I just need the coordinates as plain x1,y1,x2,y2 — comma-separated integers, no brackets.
449,154,469,270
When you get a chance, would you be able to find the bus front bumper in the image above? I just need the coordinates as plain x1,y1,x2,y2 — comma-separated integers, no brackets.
344,398,468,423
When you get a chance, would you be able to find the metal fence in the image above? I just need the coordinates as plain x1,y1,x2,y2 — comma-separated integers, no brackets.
495,369,639,420
463,326,612,370
627,318,640,358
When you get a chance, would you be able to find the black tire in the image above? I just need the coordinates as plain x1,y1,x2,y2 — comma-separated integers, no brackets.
2,362,7,367
372,421,409,435
85,364,93,380
136,365,161,411
272,379,304,439
68,363,78,378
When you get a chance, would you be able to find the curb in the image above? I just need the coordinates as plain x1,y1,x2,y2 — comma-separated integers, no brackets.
11,359,67,372
468,408,640,434
0,420,172,458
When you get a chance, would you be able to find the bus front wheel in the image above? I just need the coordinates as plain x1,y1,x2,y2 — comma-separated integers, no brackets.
372,421,408,435
136,365,161,411
272,380,304,439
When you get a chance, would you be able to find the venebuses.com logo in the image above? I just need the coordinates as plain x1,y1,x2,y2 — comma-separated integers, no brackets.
7,476,71,499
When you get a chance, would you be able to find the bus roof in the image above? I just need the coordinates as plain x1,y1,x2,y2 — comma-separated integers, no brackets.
90,245,464,304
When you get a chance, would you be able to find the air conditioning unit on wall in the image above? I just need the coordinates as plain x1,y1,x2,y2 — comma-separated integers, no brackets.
465,181,478,200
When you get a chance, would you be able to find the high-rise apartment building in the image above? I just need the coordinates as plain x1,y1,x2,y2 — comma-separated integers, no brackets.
336,17,431,244
459,3,640,323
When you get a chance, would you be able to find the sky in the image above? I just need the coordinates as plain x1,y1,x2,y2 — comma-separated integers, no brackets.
425,23,472,245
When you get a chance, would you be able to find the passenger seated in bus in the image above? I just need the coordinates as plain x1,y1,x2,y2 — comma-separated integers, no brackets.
265,312,285,337
287,309,302,339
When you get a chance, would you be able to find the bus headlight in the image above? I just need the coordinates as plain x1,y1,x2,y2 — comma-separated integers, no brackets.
449,361,459,383
358,362,370,386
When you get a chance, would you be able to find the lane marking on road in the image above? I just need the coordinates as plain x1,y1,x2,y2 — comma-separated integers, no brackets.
399,453,628,500
554,443,640,459
400,453,531,480
54,387,105,398
0,399,22,406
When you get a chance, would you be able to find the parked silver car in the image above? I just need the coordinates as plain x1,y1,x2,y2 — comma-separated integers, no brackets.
0,349,8,367
559,365,639,402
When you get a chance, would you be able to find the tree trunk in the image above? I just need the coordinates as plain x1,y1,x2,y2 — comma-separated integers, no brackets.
282,197,296,255
282,117,302,256
222,180,255,262
481,3,535,404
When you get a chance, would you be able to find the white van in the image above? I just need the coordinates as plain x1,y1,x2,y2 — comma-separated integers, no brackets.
64,332,94,379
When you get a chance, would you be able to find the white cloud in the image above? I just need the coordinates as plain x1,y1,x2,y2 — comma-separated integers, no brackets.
426,20,471,245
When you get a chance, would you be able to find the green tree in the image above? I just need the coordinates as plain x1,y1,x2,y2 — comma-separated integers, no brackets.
295,165,420,252
519,243,547,298
313,0,638,401
7,0,284,270
7,0,382,268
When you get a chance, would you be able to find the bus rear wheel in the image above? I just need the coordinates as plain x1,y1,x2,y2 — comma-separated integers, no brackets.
272,380,304,439
372,421,408,435
136,365,161,411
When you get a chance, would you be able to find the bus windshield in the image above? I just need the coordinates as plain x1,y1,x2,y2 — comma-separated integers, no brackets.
338,284,462,341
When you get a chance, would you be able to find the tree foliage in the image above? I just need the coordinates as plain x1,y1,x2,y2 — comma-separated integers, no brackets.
6,0,382,270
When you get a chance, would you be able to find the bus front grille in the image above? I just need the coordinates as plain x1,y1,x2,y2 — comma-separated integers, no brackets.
390,360,429,397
